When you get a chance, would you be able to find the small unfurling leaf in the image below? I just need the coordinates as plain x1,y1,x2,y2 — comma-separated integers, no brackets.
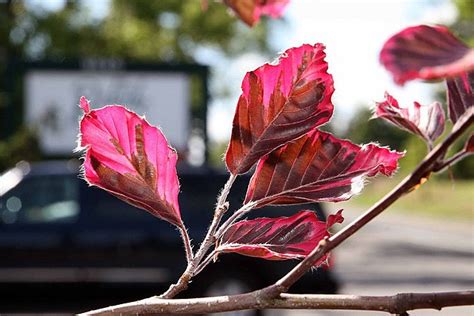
374,92,445,147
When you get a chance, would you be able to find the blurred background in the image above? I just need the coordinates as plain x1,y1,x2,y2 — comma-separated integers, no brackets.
0,0,472,315
1,0,473,176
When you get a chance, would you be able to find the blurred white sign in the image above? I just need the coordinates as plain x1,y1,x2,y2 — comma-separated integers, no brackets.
25,70,190,155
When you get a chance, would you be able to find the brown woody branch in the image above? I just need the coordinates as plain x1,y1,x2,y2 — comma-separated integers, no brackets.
80,290,474,315
433,149,472,172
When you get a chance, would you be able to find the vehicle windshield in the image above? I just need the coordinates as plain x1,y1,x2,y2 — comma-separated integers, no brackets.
0,171,80,225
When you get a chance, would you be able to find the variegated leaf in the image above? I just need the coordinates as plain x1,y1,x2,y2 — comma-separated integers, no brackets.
78,97,182,227
226,43,334,175
245,129,403,207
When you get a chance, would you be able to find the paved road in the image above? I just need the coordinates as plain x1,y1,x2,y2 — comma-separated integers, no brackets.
272,206,474,316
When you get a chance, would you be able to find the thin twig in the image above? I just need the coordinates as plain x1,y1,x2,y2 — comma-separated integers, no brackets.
194,249,218,275
193,201,257,276
160,174,237,298
159,224,195,298
192,201,257,277
80,290,474,315
178,225,193,264
214,201,257,239
433,150,471,172
193,173,236,265
159,263,194,299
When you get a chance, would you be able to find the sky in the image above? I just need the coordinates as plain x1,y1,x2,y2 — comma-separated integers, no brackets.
207,0,458,141
27,0,458,143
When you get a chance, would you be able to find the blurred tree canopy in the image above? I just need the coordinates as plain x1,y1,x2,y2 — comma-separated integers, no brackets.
343,107,409,151
0,126,41,172
451,0,474,46
1,0,270,62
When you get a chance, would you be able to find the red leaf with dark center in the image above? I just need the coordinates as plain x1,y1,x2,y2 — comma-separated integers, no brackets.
245,130,403,207
374,92,445,146
226,43,334,175
447,71,474,123
223,0,289,26
77,97,182,227
380,25,474,85
217,210,343,262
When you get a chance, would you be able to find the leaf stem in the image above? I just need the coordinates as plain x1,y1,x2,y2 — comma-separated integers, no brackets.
160,174,237,299
193,173,237,264
178,224,193,264
215,201,257,239
159,261,194,299
194,249,218,276
433,149,471,172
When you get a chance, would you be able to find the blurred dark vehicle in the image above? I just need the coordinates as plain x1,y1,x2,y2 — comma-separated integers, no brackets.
0,160,339,313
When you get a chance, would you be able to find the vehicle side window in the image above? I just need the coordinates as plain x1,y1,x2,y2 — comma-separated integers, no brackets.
0,175,79,225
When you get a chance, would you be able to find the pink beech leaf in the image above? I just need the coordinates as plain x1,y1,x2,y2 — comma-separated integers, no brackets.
217,210,343,263
374,92,445,147
245,129,403,208
77,97,182,227
447,71,474,123
380,25,474,85
226,43,334,175
224,0,289,26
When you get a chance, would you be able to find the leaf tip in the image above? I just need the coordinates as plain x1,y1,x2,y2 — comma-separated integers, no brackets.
361,143,405,177
79,96,91,113
326,209,344,229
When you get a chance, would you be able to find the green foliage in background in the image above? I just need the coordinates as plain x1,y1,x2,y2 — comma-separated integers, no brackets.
0,127,42,172
347,176,474,220
4,0,270,62
343,107,409,151
452,0,474,46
